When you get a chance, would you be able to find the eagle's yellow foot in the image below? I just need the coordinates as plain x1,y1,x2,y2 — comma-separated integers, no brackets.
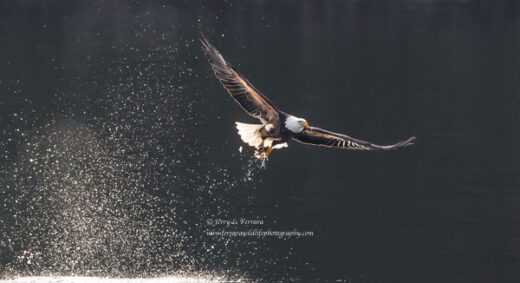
254,150,264,159
254,146,272,159
254,147,265,159
264,146,273,157
258,140,264,151
254,140,265,158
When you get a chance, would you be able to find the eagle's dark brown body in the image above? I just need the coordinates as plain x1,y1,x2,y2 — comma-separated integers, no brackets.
257,113,294,146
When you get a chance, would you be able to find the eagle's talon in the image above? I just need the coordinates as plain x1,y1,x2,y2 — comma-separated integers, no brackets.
254,148,269,159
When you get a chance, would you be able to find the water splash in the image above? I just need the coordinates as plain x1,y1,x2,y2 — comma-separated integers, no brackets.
0,35,271,281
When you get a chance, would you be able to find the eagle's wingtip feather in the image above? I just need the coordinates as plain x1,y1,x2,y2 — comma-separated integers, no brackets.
397,136,416,148
199,32,213,53
372,136,416,150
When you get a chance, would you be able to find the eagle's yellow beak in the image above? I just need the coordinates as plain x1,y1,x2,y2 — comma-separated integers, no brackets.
300,121,309,128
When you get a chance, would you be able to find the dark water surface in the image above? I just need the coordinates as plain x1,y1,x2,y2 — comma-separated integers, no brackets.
1,1,519,282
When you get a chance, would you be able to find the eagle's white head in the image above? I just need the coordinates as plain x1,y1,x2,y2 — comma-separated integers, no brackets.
285,116,309,133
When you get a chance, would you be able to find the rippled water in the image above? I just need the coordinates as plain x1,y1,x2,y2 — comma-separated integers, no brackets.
2,277,229,283
0,2,270,281
1,1,520,282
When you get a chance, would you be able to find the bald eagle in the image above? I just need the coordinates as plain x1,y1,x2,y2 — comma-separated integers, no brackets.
201,35,415,158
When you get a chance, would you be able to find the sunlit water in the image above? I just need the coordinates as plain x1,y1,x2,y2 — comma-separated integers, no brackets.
2,1,520,282
1,276,237,283
0,2,269,281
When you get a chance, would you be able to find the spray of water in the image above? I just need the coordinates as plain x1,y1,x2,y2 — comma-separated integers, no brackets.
0,32,271,281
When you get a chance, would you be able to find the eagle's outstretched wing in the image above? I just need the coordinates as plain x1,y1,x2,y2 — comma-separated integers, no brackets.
201,35,279,124
293,126,416,150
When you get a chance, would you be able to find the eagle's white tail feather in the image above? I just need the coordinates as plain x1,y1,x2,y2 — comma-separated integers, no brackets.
235,122,263,148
